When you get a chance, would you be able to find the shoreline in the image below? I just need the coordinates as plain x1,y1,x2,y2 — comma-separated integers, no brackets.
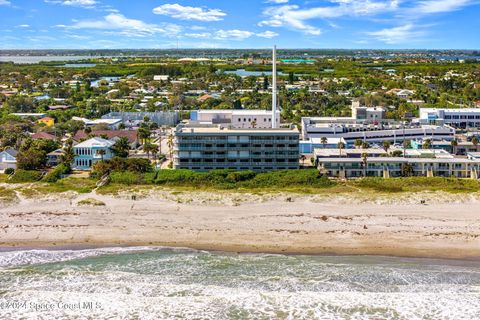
1,188,480,260
2,244,480,264
2,243,480,262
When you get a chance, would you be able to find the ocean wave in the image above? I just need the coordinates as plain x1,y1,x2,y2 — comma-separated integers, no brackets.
0,246,202,268
1,250,479,319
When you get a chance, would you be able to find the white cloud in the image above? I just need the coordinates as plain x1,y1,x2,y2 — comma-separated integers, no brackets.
259,1,400,35
66,34,91,40
67,13,181,37
412,0,474,14
45,0,97,8
185,32,211,39
0,0,11,5
153,3,226,22
365,24,426,44
214,29,254,40
185,30,278,40
266,0,289,3
17,24,30,28
256,30,279,38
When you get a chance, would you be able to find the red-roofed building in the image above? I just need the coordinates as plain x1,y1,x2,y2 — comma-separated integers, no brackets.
73,130,140,148
197,94,214,103
32,132,57,140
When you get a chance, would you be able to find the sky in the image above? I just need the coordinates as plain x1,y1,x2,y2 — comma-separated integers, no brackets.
0,0,479,49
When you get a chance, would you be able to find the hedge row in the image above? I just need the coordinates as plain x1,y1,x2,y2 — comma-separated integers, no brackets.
9,169,43,183
108,169,335,189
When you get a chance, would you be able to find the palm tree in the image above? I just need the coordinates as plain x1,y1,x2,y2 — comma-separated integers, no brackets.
402,139,411,157
167,133,174,165
300,154,306,167
97,149,106,161
111,137,130,158
361,141,370,149
150,144,159,163
382,141,391,153
361,152,368,177
137,125,151,144
450,139,458,154
472,136,479,150
320,137,328,149
143,143,154,159
354,139,363,149
60,138,75,170
337,141,345,157
422,139,432,150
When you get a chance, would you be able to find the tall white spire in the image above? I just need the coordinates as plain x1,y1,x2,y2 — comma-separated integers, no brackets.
271,45,277,129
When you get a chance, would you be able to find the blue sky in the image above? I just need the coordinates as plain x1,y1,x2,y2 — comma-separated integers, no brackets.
0,0,479,49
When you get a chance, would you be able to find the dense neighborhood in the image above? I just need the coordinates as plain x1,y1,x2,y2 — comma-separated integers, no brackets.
1,50,480,183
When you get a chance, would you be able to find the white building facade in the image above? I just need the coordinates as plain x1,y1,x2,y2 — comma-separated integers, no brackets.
419,108,480,128
190,110,280,129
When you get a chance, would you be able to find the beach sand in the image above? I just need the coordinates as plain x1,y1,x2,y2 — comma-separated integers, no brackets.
1,187,480,259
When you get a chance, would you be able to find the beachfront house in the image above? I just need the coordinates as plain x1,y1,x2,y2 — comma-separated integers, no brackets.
47,149,63,167
0,148,18,171
73,137,114,170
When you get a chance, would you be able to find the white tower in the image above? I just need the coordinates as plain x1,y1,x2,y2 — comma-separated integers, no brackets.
271,45,277,129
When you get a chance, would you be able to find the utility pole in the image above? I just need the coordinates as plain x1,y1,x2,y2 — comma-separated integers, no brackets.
272,45,277,129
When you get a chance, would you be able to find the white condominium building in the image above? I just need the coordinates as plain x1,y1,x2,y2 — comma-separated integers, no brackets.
419,108,480,128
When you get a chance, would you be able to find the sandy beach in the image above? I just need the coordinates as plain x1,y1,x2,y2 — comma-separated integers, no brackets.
1,186,480,259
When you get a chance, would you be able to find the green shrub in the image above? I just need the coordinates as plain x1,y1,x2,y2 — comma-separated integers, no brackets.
4,168,14,175
151,169,335,190
42,164,70,183
143,171,158,184
155,169,197,184
353,177,480,193
109,171,146,185
240,170,334,188
9,170,43,183
91,157,153,178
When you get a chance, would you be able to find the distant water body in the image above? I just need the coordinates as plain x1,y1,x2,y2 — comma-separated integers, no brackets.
0,56,98,64
0,247,479,319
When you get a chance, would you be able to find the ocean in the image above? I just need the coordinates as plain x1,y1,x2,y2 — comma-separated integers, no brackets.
0,247,479,319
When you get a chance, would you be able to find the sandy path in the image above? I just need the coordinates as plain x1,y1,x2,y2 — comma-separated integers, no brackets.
0,190,480,259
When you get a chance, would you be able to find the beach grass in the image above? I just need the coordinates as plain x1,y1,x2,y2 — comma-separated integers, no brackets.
0,186,17,203
5,172,480,198
353,177,480,193
77,198,106,206
18,177,97,197
0,174,8,183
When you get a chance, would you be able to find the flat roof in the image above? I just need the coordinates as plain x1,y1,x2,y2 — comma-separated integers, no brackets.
307,137,345,144
11,113,46,117
421,108,480,113
177,126,298,134
318,157,480,164
196,110,279,115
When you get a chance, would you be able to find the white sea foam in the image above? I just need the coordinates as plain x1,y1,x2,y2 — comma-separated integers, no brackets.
0,246,200,268
0,249,479,319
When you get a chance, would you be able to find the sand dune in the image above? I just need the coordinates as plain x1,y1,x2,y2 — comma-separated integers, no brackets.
1,188,479,259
